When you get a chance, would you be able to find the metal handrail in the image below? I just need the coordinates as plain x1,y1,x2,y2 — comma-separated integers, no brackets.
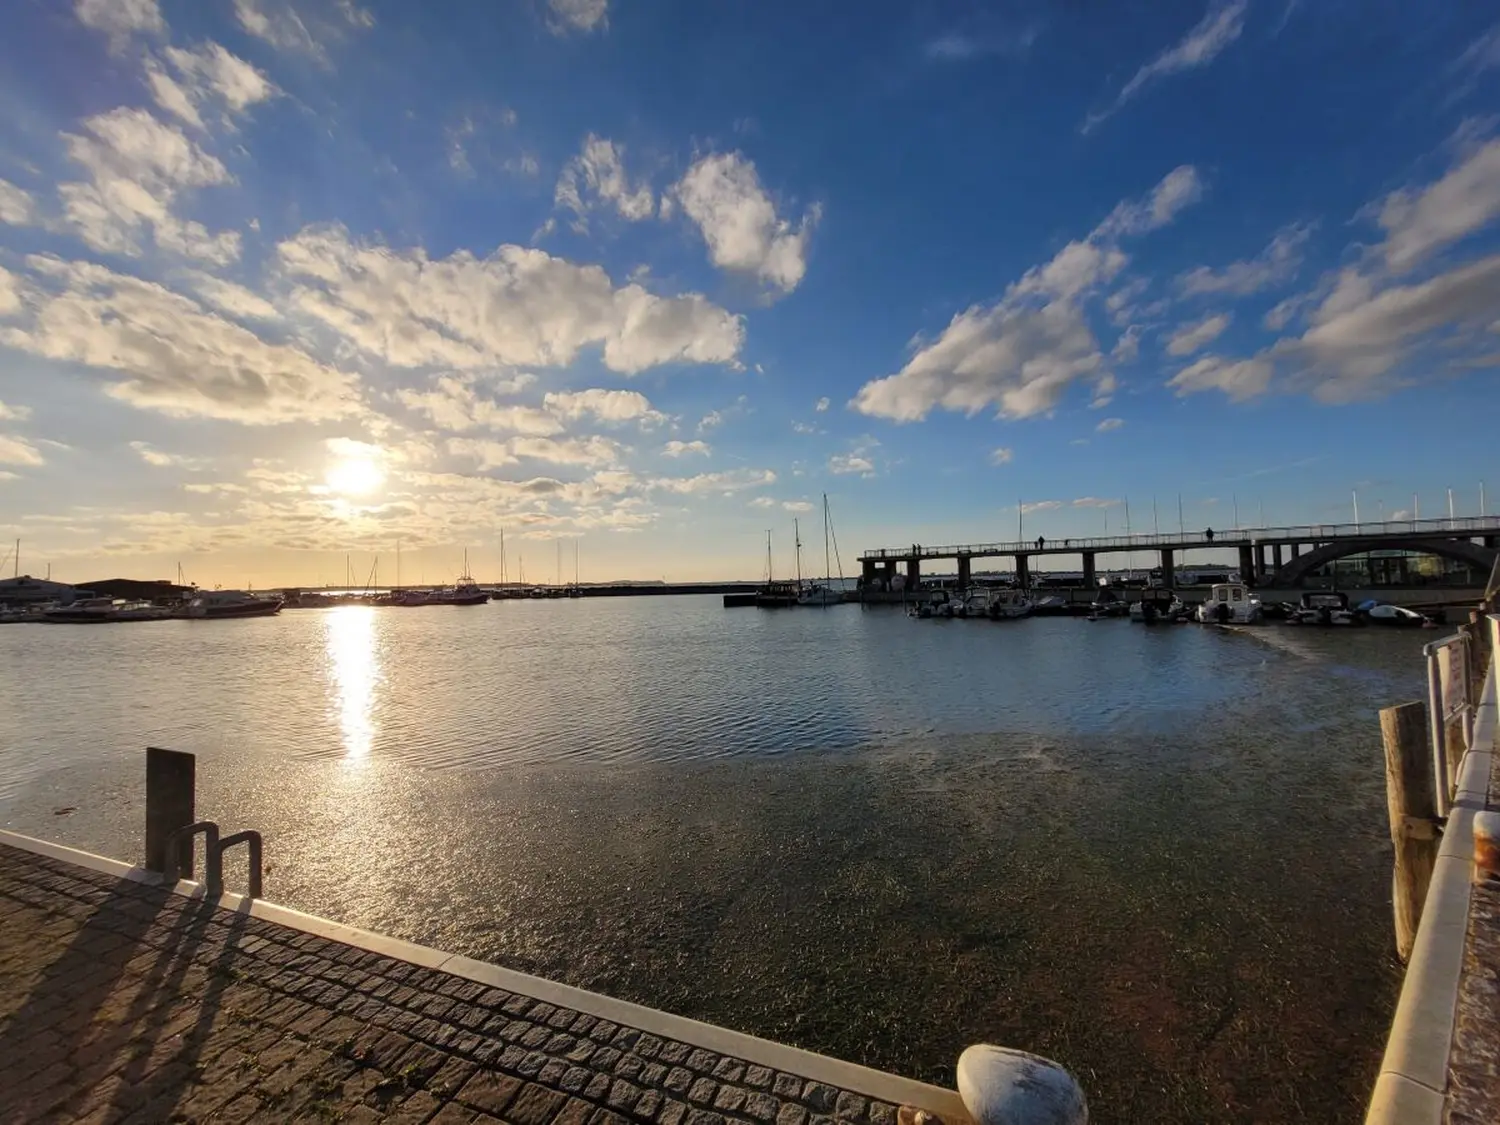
861,515,1500,560
162,819,264,899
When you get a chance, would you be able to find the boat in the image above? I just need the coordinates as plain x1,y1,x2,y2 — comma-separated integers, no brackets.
1360,601,1437,628
177,590,284,619
1089,585,1129,618
42,597,119,624
754,531,798,607
981,588,1033,620
1129,588,1189,623
1194,582,1262,625
1287,591,1363,627
113,599,171,622
797,495,848,606
426,550,490,605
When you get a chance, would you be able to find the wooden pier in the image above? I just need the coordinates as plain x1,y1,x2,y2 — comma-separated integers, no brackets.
858,516,1500,590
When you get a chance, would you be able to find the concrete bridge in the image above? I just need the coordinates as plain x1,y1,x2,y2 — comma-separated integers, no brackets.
859,516,1500,590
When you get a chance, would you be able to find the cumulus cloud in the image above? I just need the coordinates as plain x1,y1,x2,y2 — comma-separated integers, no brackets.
278,224,744,374
1166,312,1232,355
0,265,21,316
697,410,724,432
814,396,830,412
989,446,1014,465
670,152,819,294
544,388,664,426
75,0,164,52
661,440,710,457
1095,417,1125,432
3,256,362,423
1167,354,1273,401
548,0,608,34
1019,500,1062,515
828,454,874,475
555,135,654,229
1110,327,1140,364
0,400,32,422
0,180,37,226
59,107,240,264
1083,1,1247,133
1377,137,1500,273
147,43,277,131
129,440,196,467
183,272,280,321
0,435,45,466
651,468,775,494
1177,223,1313,296
853,166,1202,422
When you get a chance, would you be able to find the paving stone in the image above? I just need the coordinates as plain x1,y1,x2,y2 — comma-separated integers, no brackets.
664,1067,695,1094
712,1084,747,1112
744,1091,781,1121
711,1058,745,1083
745,1065,775,1090
802,1082,838,1113
776,1103,809,1125
608,1078,643,1112
657,1098,691,1125
506,1081,568,1125
635,1088,666,1120
554,1095,599,1125
866,1102,896,1125
687,1077,718,1106
457,1071,524,1114
834,1091,868,1122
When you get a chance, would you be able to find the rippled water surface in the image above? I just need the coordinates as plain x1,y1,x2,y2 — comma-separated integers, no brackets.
0,597,1432,1124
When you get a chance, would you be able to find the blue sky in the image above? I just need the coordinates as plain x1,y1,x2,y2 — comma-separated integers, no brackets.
0,0,1498,585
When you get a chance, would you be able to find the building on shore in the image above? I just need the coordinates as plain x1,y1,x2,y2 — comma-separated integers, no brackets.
0,576,86,606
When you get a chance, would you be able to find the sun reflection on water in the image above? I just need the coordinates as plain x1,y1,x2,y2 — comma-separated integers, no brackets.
326,605,379,760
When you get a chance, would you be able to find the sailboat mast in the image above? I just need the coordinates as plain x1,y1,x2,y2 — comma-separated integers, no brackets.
574,539,579,586
823,493,831,583
396,540,401,590
794,519,802,585
500,529,506,586
766,530,773,583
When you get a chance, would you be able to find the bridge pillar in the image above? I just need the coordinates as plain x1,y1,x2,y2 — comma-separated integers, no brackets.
880,561,896,589
1015,554,1031,590
956,555,971,590
1273,543,1283,570
1486,535,1497,550
1239,544,1255,585
1159,548,1175,589
906,557,921,588
861,558,877,586
1082,551,1096,589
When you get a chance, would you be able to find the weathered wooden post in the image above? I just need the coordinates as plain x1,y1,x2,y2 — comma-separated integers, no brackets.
144,747,196,876
1381,702,1439,962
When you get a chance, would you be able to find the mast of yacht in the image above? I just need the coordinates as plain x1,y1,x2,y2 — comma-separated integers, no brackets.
765,530,773,584
794,520,803,587
499,528,506,586
396,540,401,591
822,494,831,584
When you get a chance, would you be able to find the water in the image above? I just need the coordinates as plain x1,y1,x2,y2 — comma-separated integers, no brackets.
0,598,1429,1123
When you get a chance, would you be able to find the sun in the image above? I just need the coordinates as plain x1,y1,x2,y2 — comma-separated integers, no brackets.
325,455,386,497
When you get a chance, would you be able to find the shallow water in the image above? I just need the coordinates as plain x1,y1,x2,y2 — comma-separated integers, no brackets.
0,598,1428,1123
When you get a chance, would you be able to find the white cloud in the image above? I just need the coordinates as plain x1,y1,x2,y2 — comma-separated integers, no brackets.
1105,276,1151,326
1110,327,1140,364
670,152,819,294
59,107,240,264
233,0,325,60
0,265,21,316
652,468,775,494
989,446,1014,465
662,440,710,458
1083,1,1247,133
555,135,654,229
782,500,814,513
1177,223,1313,296
1166,311,1232,355
153,43,277,128
791,421,818,434
543,388,663,426
814,396,830,412
1167,354,1273,400
749,496,776,509
0,179,36,226
3,256,361,423
854,167,1201,422
129,440,193,467
828,454,874,475
0,435,45,466
183,272,279,321
1095,417,1125,433
75,0,164,52
1072,497,1120,508
1020,500,1062,515
1377,137,1500,273
0,400,32,422
1263,294,1308,331
450,434,622,469
278,225,744,375
1453,24,1500,85
548,0,608,34
697,410,723,432
400,377,562,435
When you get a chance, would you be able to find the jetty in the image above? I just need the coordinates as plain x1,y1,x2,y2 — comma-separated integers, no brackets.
0,751,1089,1125
1366,607,1500,1123
859,516,1500,591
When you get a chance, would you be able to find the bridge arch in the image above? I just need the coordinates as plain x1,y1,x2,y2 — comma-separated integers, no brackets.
1268,537,1496,586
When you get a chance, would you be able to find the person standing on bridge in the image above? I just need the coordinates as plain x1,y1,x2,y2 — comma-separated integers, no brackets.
1205,527,1214,542
1036,535,1046,550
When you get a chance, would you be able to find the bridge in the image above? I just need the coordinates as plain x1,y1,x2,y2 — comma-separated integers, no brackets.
859,516,1500,590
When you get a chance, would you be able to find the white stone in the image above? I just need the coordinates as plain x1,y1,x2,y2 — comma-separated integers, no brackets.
956,1044,1087,1125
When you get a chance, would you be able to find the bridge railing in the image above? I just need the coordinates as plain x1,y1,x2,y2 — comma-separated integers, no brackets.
860,515,1500,560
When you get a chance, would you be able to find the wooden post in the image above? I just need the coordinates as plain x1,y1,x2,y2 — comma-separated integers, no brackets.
1381,702,1439,963
145,747,196,876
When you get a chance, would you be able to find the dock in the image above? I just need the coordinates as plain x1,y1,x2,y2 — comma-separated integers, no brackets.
0,832,970,1125
1366,612,1500,1123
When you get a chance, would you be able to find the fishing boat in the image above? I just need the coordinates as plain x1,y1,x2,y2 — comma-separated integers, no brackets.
1194,582,1262,624
797,494,847,606
978,588,1033,620
177,590,284,619
427,551,490,605
1089,585,1129,618
1286,591,1362,627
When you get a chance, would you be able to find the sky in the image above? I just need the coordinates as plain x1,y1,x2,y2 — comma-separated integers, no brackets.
1,0,1499,586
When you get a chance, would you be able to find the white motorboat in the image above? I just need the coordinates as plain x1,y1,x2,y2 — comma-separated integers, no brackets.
797,583,842,606
975,588,1032,619
42,597,119,624
1287,591,1362,626
1195,582,1262,624
113,600,171,621
1129,588,1189,623
1362,602,1435,628
177,590,284,619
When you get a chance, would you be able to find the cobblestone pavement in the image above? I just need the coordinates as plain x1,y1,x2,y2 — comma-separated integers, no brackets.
1446,747,1500,1125
0,844,907,1125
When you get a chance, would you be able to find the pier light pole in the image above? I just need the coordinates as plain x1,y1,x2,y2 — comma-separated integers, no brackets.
1352,490,1360,526
1448,487,1455,521
1177,494,1185,535
1482,481,1487,517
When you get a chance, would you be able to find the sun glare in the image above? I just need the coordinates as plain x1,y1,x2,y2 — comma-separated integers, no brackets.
326,455,386,497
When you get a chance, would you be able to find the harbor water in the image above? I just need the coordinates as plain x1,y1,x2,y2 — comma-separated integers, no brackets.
0,597,1423,1123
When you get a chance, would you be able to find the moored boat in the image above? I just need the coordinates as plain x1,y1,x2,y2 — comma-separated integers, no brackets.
1195,582,1262,624
177,590,284,619
1287,591,1362,627
42,597,119,624
1129,588,1189,623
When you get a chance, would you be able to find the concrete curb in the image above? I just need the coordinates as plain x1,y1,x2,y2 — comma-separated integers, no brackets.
1364,663,1495,1125
0,828,971,1122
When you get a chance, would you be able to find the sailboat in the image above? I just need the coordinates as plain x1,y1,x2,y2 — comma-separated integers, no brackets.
797,494,846,606
428,549,490,606
754,530,798,608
